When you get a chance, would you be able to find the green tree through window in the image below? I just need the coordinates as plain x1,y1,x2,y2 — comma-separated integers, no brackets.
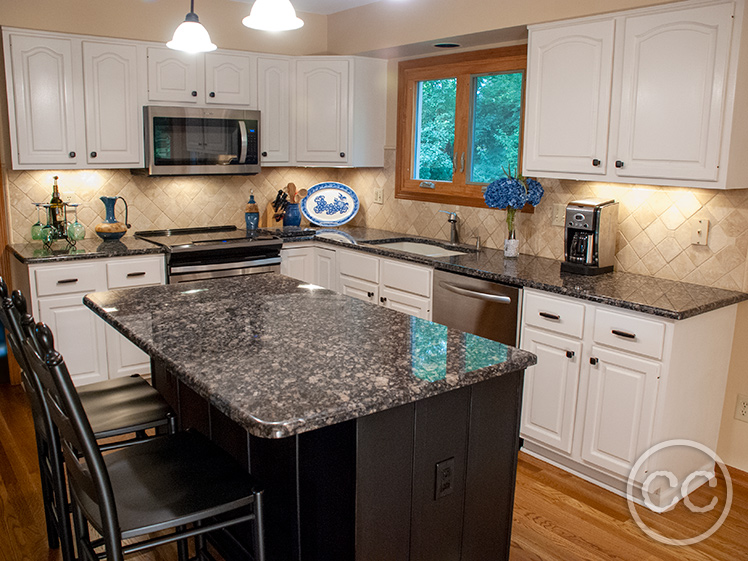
397,45,527,207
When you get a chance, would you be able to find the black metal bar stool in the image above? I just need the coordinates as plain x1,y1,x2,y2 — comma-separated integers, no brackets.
27,322,266,561
0,278,176,560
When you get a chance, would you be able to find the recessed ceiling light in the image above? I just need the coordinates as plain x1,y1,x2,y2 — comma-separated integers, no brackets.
434,42,460,49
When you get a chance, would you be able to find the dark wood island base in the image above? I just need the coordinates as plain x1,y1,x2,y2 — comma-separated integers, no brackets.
152,360,524,561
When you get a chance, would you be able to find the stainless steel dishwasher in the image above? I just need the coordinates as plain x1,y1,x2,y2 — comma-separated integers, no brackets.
432,269,520,346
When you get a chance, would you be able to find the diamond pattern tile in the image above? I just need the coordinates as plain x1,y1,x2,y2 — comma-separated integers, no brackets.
5,147,748,292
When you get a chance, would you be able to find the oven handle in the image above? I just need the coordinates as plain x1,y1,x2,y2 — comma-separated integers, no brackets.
239,120,248,164
170,256,280,275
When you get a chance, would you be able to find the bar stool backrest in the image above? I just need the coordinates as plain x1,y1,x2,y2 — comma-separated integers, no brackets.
24,323,125,560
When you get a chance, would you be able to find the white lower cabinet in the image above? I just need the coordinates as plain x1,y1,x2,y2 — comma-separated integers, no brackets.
520,327,582,455
337,248,432,320
280,244,337,290
281,244,433,319
12,254,165,386
520,288,736,506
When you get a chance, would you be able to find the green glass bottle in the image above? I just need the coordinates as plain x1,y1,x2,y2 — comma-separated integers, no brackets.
49,176,64,234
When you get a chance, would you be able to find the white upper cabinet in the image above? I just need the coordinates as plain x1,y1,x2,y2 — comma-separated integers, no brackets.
296,59,350,164
5,33,80,167
295,57,386,167
3,30,142,170
146,47,200,103
523,20,615,176
82,41,141,166
205,52,255,106
523,0,746,189
147,47,256,107
258,56,292,164
613,3,734,182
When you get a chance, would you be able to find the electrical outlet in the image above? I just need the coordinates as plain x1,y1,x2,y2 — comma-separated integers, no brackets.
552,203,566,227
373,186,384,205
435,457,455,499
735,394,748,423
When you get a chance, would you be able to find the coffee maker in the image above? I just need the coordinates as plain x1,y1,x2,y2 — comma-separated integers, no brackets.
560,198,618,276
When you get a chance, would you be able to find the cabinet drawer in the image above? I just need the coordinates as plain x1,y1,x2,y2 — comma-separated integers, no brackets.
523,291,585,339
338,250,379,283
34,263,103,297
107,258,164,289
593,308,665,359
381,259,431,297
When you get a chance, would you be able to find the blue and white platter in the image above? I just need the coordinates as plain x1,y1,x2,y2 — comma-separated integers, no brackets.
300,182,359,227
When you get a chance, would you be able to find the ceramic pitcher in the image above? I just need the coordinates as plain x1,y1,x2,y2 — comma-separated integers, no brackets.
94,196,130,240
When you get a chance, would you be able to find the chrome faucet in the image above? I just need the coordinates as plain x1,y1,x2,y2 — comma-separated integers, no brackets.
440,210,459,244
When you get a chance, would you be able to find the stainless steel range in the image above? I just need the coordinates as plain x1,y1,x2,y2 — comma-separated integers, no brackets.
135,225,283,284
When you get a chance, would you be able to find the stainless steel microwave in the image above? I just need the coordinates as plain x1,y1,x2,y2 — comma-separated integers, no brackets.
143,106,261,175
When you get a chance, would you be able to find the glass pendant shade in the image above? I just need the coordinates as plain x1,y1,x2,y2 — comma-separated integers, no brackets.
243,0,304,31
167,3,217,53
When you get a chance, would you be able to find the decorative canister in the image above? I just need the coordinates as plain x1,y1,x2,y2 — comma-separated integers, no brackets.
283,203,302,227
95,196,130,240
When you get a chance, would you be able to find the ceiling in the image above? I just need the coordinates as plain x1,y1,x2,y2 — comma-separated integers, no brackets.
229,0,383,16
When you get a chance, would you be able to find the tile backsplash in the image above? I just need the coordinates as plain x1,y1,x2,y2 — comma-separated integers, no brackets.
5,146,748,292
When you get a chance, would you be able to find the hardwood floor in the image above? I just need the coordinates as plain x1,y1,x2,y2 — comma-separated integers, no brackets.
1,381,746,560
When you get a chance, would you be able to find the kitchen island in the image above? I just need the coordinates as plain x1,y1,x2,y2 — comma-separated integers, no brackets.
84,273,536,561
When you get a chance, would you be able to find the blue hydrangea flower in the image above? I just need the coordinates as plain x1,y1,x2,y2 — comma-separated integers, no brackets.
483,176,544,210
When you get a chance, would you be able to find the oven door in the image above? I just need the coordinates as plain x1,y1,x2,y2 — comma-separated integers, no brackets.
168,257,281,284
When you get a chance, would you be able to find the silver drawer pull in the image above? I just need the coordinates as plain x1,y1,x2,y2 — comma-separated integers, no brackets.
539,311,560,321
57,278,79,284
612,329,636,339
438,281,512,304
126,271,147,278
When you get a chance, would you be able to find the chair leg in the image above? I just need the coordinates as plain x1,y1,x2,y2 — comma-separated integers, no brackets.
36,437,59,549
252,491,266,561
49,449,76,561
176,526,190,561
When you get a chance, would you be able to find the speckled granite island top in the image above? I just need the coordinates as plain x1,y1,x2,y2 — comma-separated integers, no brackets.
84,273,536,439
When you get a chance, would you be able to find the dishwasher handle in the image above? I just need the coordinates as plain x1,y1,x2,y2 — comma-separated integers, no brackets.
438,281,513,304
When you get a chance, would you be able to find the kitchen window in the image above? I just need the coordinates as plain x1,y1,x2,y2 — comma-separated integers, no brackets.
396,45,527,207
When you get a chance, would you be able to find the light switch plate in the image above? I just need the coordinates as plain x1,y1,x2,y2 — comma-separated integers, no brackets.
691,218,710,246
374,187,384,205
552,203,566,227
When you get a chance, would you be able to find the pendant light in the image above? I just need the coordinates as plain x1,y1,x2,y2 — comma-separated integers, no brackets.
243,0,304,31
167,0,217,53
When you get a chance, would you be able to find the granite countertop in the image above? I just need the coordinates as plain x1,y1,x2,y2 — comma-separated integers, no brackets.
7,236,163,264
84,274,535,439
292,227,748,320
11,225,747,320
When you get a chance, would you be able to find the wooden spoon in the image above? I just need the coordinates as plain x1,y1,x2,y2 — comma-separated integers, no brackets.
295,188,308,204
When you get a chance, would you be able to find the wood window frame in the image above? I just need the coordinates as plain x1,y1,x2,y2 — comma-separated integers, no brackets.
395,45,528,208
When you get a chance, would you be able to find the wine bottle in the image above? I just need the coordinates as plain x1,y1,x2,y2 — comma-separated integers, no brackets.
49,176,63,233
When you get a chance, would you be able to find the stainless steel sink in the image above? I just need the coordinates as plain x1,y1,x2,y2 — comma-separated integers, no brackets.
366,240,468,257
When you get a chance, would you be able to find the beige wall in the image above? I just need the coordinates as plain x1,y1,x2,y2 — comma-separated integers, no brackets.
327,0,680,55
0,0,328,56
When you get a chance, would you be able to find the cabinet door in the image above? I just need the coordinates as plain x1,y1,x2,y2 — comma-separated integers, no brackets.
147,47,199,103
613,3,734,181
380,287,431,320
314,247,337,291
581,346,660,480
520,327,582,455
280,247,315,283
523,19,615,176
339,274,378,305
205,52,254,106
37,294,108,386
7,33,80,167
82,41,141,166
258,57,291,163
296,59,349,163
